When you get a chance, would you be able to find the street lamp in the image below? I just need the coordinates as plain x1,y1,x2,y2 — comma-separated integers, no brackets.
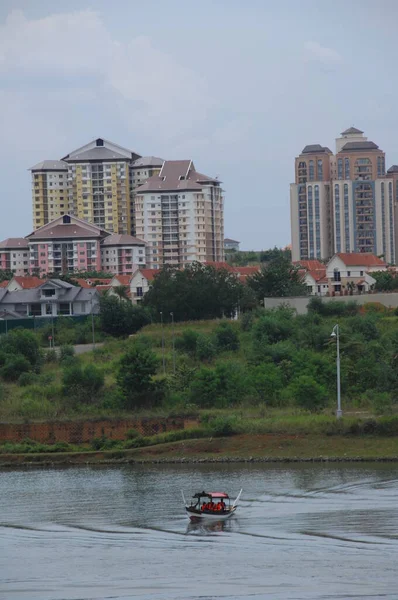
89,292,95,350
170,311,176,374
160,311,166,374
47,301,55,349
331,324,342,418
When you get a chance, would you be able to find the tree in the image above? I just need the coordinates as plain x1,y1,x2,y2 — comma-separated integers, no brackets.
117,346,159,408
247,257,308,299
286,375,328,411
99,296,149,337
0,329,42,369
143,263,243,321
113,285,129,303
214,322,240,351
63,363,104,404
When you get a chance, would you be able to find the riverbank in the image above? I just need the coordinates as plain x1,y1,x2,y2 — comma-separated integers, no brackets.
2,433,398,467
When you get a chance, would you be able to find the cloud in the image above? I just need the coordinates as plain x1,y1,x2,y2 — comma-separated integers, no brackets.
0,9,213,142
304,41,342,64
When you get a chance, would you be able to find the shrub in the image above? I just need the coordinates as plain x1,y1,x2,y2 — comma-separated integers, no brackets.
286,375,328,412
60,345,75,363
117,346,159,408
175,329,199,355
63,363,104,404
253,315,292,344
1,355,31,382
0,329,42,368
45,349,58,363
126,428,142,440
196,335,216,362
208,416,239,437
240,311,254,332
214,322,240,352
248,363,284,406
190,367,219,407
18,372,37,387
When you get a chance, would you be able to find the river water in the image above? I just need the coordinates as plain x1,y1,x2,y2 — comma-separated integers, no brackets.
1,463,398,600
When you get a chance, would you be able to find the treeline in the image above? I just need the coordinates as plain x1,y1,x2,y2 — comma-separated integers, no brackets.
225,246,291,266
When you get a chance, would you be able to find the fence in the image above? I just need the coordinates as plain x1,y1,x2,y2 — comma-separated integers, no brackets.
0,315,90,336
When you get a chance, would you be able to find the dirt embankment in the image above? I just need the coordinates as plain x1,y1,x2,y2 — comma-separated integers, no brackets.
2,434,398,467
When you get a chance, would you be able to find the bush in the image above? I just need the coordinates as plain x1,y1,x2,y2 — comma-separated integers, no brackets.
308,297,359,317
0,329,42,368
1,355,31,382
286,375,328,412
126,428,142,440
208,416,239,437
174,329,199,355
63,363,105,404
214,322,240,352
240,312,254,332
196,335,216,362
190,367,219,408
117,346,159,408
18,372,37,387
60,345,75,363
45,349,58,363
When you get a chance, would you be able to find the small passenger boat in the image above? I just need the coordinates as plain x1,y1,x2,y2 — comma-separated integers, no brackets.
182,489,242,521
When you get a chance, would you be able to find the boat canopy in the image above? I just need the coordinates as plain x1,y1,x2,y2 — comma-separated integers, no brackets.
192,491,229,499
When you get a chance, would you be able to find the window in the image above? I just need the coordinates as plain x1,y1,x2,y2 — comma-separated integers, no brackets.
136,287,143,297
344,158,350,179
29,303,41,317
317,159,323,180
59,303,70,316
335,184,341,252
360,271,364,277
337,158,343,180
347,271,351,277
344,183,350,252
42,288,56,297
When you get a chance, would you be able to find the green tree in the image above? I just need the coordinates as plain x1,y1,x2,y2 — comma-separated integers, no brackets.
214,322,240,351
247,256,308,299
249,363,283,406
117,346,159,408
286,375,328,411
62,363,104,404
190,367,219,407
113,285,129,303
1,355,31,382
143,263,243,321
99,296,149,337
0,329,42,369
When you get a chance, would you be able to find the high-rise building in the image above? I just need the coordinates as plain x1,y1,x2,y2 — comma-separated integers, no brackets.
31,161,68,229
291,127,397,264
135,160,224,268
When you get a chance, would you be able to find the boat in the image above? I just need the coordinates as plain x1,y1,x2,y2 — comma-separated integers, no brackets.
182,489,242,521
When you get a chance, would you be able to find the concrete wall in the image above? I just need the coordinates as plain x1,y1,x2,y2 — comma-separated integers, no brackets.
0,417,187,445
264,293,398,315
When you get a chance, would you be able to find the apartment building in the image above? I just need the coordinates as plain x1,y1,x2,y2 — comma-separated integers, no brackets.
135,160,224,268
101,234,146,276
0,238,30,276
31,161,68,229
291,127,397,264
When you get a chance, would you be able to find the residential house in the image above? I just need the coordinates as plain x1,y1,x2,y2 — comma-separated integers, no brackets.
326,253,386,295
130,268,157,304
224,238,240,252
7,276,43,291
0,279,99,318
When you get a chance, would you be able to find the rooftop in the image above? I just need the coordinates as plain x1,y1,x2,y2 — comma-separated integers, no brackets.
387,165,398,174
340,141,379,152
10,276,43,289
135,160,220,193
335,253,386,267
224,238,240,244
62,138,140,162
131,156,164,168
341,126,364,135
101,234,145,246
30,160,68,171
0,238,29,249
301,145,332,155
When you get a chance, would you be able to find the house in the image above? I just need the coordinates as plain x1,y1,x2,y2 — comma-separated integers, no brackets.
231,266,261,283
130,268,158,304
0,279,99,318
304,269,328,296
7,276,43,291
0,238,30,276
224,238,240,252
326,253,386,295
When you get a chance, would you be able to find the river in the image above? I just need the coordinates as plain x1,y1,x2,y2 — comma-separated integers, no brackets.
1,463,398,599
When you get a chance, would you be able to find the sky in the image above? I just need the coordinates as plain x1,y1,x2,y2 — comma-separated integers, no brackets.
1,0,398,249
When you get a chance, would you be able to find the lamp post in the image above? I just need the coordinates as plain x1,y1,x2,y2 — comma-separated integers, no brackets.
160,311,166,374
331,324,342,418
48,301,55,349
170,311,176,374
90,292,95,350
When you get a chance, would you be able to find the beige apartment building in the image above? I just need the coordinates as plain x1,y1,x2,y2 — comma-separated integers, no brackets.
31,139,163,237
291,127,398,264
134,160,224,268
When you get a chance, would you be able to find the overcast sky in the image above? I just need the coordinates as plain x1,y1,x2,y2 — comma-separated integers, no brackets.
1,0,398,249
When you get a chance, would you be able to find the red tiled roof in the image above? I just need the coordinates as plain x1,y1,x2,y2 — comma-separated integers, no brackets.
335,253,386,267
293,260,324,271
73,278,92,288
139,269,158,282
307,268,327,282
95,285,111,295
11,276,43,289
0,280,9,288
112,275,132,286
232,266,260,275
205,261,234,272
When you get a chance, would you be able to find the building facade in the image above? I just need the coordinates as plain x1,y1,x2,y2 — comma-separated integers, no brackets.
291,127,397,264
31,140,165,238
0,238,30,276
135,160,224,269
101,234,146,275
224,238,240,252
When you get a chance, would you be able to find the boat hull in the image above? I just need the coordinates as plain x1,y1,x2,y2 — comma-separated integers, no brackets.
186,506,236,521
